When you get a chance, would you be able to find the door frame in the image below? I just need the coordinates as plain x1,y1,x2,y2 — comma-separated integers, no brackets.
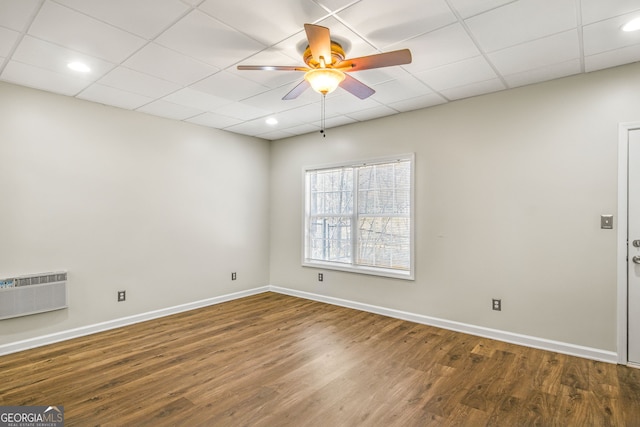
618,121,640,365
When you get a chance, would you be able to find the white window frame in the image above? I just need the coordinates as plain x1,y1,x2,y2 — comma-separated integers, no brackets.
302,153,415,280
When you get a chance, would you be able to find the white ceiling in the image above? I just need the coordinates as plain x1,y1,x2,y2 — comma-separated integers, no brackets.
1,0,639,140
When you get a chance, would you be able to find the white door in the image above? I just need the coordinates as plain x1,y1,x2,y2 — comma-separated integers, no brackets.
628,128,640,364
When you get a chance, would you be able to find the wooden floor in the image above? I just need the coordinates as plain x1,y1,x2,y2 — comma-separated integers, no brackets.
1,292,639,426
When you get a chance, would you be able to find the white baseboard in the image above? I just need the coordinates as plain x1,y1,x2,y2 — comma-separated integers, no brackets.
1,285,618,364
0,286,269,356
270,286,618,364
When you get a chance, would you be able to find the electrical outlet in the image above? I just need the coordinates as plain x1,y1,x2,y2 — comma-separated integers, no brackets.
231,272,237,281
492,298,501,311
118,290,126,302
600,214,613,229
318,273,323,282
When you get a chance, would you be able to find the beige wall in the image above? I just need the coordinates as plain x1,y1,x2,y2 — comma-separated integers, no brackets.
270,62,640,352
2,61,639,354
0,82,271,345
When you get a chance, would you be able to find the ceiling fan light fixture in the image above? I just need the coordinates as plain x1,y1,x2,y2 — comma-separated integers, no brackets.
304,68,345,95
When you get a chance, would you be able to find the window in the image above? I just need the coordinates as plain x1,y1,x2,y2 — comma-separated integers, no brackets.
303,154,414,279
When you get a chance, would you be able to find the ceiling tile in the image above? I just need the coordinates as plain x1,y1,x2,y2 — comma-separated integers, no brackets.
270,113,308,132
313,0,359,12
399,24,480,73
241,85,317,112
346,105,398,121
0,26,19,57
388,93,447,112
277,101,323,121
224,118,274,136
350,67,412,87
448,0,515,19
503,59,581,88
255,129,296,140
585,44,640,72
583,12,640,56
324,91,381,114
210,101,270,121
415,56,498,91
54,0,190,39
337,0,456,48
186,112,243,128
136,99,204,120
488,30,580,76
1,60,91,95
155,9,266,69
77,83,154,109
12,36,115,80
465,0,577,52
281,123,321,135
313,114,357,129
251,111,305,129
233,44,302,65
265,30,313,63
28,1,147,63
314,16,378,58
439,77,505,100
191,71,269,101
0,0,40,31
162,87,231,111
198,0,327,46
371,75,432,104
124,42,219,86
229,66,304,90
581,0,640,25
98,67,181,98
259,118,305,135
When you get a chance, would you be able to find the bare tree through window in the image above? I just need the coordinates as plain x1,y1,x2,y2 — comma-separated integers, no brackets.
304,155,413,278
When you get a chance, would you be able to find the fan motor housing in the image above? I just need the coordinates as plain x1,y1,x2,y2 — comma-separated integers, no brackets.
303,41,345,68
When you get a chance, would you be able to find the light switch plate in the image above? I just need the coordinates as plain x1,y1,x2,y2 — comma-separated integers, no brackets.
601,215,613,229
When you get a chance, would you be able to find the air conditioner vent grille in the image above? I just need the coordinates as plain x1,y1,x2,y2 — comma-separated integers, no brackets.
10,272,67,287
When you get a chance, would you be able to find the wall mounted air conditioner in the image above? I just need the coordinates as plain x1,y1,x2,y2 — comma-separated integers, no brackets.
0,271,68,320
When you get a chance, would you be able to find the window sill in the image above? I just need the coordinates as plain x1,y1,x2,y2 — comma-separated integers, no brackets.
302,260,414,281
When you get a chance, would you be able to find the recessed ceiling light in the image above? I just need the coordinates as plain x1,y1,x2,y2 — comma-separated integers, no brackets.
67,62,90,73
266,117,278,125
622,17,640,32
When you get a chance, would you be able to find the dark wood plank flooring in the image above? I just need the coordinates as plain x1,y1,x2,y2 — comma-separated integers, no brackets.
1,292,639,426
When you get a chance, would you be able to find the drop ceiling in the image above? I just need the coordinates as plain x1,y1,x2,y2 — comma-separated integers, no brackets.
1,0,639,140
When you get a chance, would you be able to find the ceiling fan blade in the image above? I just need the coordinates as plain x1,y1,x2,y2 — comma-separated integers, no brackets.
304,23,332,65
283,79,310,100
339,74,375,99
237,65,308,71
338,49,412,72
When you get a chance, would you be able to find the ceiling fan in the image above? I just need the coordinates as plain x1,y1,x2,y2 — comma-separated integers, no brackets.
237,23,412,100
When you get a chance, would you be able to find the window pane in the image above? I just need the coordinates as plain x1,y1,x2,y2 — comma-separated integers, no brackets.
358,161,410,215
357,216,410,270
310,169,353,215
308,216,352,263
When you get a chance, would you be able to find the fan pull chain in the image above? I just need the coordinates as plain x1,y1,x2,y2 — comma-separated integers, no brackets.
320,94,326,137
